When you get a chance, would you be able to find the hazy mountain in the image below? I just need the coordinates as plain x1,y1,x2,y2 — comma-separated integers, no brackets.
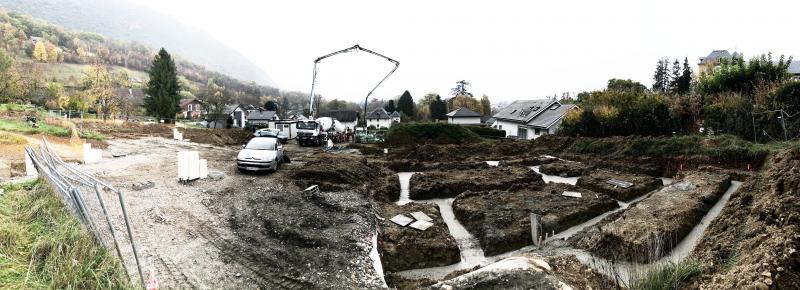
0,0,277,87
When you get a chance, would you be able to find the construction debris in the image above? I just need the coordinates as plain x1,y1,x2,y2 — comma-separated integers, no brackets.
606,178,633,188
562,191,582,198
390,214,414,227
409,220,434,231
410,211,433,222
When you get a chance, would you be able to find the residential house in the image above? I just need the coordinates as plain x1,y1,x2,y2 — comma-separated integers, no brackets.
481,116,496,127
227,104,246,128
366,108,400,129
179,99,203,119
319,110,360,131
446,107,482,125
113,88,146,107
285,110,307,121
698,50,735,76
492,100,575,140
246,109,278,129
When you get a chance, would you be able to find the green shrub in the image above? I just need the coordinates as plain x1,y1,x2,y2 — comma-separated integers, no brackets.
571,138,617,154
0,119,71,137
466,126,506,138
385,122,481,146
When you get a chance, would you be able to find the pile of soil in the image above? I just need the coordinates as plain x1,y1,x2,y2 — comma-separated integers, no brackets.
570,171,731,263
576,169,663,201
391,139,546,163
377,203,460,272
291,153,400,202
502,155,559,167
538,160,591,177
223,188,384,288
452,184,618,255
409,166,544,200
182,128,252,146
689,149,800,289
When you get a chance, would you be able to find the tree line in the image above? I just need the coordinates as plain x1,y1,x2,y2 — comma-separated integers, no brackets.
561,52,799,142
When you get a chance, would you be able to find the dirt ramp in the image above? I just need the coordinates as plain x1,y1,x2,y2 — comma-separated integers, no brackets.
409,167,544,200
453,184,618,255
378,203,460,272
576,169,663,201
571,171,731,263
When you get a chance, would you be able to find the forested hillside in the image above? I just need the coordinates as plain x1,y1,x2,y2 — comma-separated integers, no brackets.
0,0,275,87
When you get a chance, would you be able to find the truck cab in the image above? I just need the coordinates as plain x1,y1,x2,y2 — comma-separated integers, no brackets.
296,120,325,146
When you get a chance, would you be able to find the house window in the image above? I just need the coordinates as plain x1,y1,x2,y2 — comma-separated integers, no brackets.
534,128,541,135
188,104,192,111
517,127,528,139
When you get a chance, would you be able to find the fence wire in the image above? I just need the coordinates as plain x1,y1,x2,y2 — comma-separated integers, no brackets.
25,139,145,288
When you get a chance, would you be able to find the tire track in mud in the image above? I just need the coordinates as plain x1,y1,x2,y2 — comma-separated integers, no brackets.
154,255,197,288
192,220,314,290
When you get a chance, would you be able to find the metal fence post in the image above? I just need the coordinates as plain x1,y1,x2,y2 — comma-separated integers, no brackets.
93,184,131,279
117,189,145,288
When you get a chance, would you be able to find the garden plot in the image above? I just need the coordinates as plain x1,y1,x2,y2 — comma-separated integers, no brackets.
576,169,663,201
452,183,619,256
570,171,732,263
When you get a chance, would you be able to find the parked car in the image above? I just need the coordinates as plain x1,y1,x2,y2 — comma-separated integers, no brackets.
254,128,288,144
236,137,284,172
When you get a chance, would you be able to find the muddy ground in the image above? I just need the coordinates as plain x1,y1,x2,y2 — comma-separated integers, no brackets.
570,171,731,263
291,153,399,202
377,203,460,272
538,160,591,177
576,169,663,201
76,137,384,289
452,183,618,256
408,167,543,200
689,150,800,289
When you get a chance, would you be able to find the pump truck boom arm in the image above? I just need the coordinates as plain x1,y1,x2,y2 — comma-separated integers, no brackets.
307,44,400,119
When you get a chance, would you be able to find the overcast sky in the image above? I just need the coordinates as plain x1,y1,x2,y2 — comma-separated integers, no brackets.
132,0,797,104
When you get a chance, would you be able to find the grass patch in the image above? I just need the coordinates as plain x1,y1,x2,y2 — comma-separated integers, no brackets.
629,260,702,290
385,122,482,146
0,119,71,137
571,138,617,154
0,131,26,145
0,179,134,289
79,130,106,141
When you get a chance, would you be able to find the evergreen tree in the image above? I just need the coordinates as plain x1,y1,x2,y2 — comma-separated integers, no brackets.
397,90,416,118
652,58,670,93
384,99,396,113
669,59,681,94
429,95,447,120
677,57,693,94
144,48,181,121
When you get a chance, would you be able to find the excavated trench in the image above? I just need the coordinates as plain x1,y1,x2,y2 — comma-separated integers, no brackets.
377,157,744,288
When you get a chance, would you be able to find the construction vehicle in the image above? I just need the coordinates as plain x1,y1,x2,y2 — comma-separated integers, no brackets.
299,44,399,146
297,117,347,146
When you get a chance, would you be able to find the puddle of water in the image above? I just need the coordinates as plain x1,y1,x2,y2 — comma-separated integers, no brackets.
530,166,579,185
396,172,415,205
369,229,388,288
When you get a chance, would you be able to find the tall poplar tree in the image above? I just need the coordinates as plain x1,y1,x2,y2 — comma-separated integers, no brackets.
144,48,181,121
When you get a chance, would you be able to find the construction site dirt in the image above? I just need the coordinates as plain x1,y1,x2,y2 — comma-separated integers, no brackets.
32,133,794,290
